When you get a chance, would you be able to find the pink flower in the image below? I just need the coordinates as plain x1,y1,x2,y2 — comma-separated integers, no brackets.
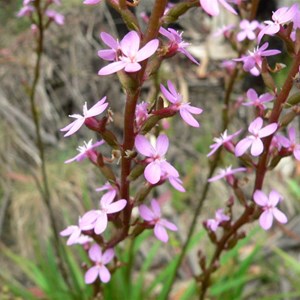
60,97,108,137
135,134,179,185
85,245,114,284
98,31,159,75
206,209,230,232
235,117,278,157
45,9,64,26
234,42,281,76
83,0,101,4
237,19,259,41
80,193,127,235
160,80,203,127
277,127,300,160
242,88,274,111
208,166,247,183
159,27,199,64
139,199,177,243
60,217,94,245
258,4,298,42
207,129,241,157
17,5,35,17
200,0,237,16
214,25,235,38
135,102,149,129
95,182,118,200
253,190,288,230
98,32,120,61
64,139,104,164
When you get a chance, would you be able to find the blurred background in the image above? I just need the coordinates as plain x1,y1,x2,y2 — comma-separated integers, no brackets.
1,0,300,299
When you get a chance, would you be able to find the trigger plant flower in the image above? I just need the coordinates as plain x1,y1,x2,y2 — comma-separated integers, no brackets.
235,117,278,157
45,10,65,25
139,199,177,243
160,80,203,127
80,193,127,235
242,88,274,111
206,209,230,232
85,245,114,284
237,19,259,42
135,134,179,185
159,27,199,64
98,31,159,75
277,127,300,160
64,139,104,164
200,0,237,16
258,3,298,42
234,42,281,76
207,129,241,157
208,166,247,183
60,97,108,137
253,190,288,230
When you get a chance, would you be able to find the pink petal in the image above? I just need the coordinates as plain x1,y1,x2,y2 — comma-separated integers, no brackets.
100,32,118,49
168,176,185,192
94,213,108,234
246,88,257,101
102,248,115,264
167,80,178,96
179,108,199,127
86,97,108,117
106,199,127,214
80,210,99,230
269,190,281,206
200,0,220,16
179,48,200,65
124,62,141,73
139,204,155,221
135,39,159,62
160,84,177,103
98,61,126,75
83,0,101,4
62,119,85,137
259,123,278,138
219,0,237,15
294,147,300,160
249,117,263,135
160,161,179,177
89,244,102,262
156,134,169,156
235,137,253,157
273,208,288,224
160,219,177,231
144,161,161,184
259,211,273,230
250,138,264,156
100,192,115,207
99,265,111,283
135,135,155,157
288,127,296,142
98,49,116,61
253,190,268,206
120,31,140,57
85,266,99,284
150,199,161,218
154,223,169,242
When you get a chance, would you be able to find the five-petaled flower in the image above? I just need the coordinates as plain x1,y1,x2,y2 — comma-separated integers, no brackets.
64,139,104,164
60,97,108,137
277,127,300,161
85,244,114,284
159,27,199,64
135,134,179,185
253,190,288,230
234,42,281,76
80,193,127,235
235,117,278,157
200,0,237,16
98,31,159,75
139,199,177,243
160,80,203,127
206,209,230,232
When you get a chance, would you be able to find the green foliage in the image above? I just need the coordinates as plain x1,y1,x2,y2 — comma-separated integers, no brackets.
0,242,92,300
